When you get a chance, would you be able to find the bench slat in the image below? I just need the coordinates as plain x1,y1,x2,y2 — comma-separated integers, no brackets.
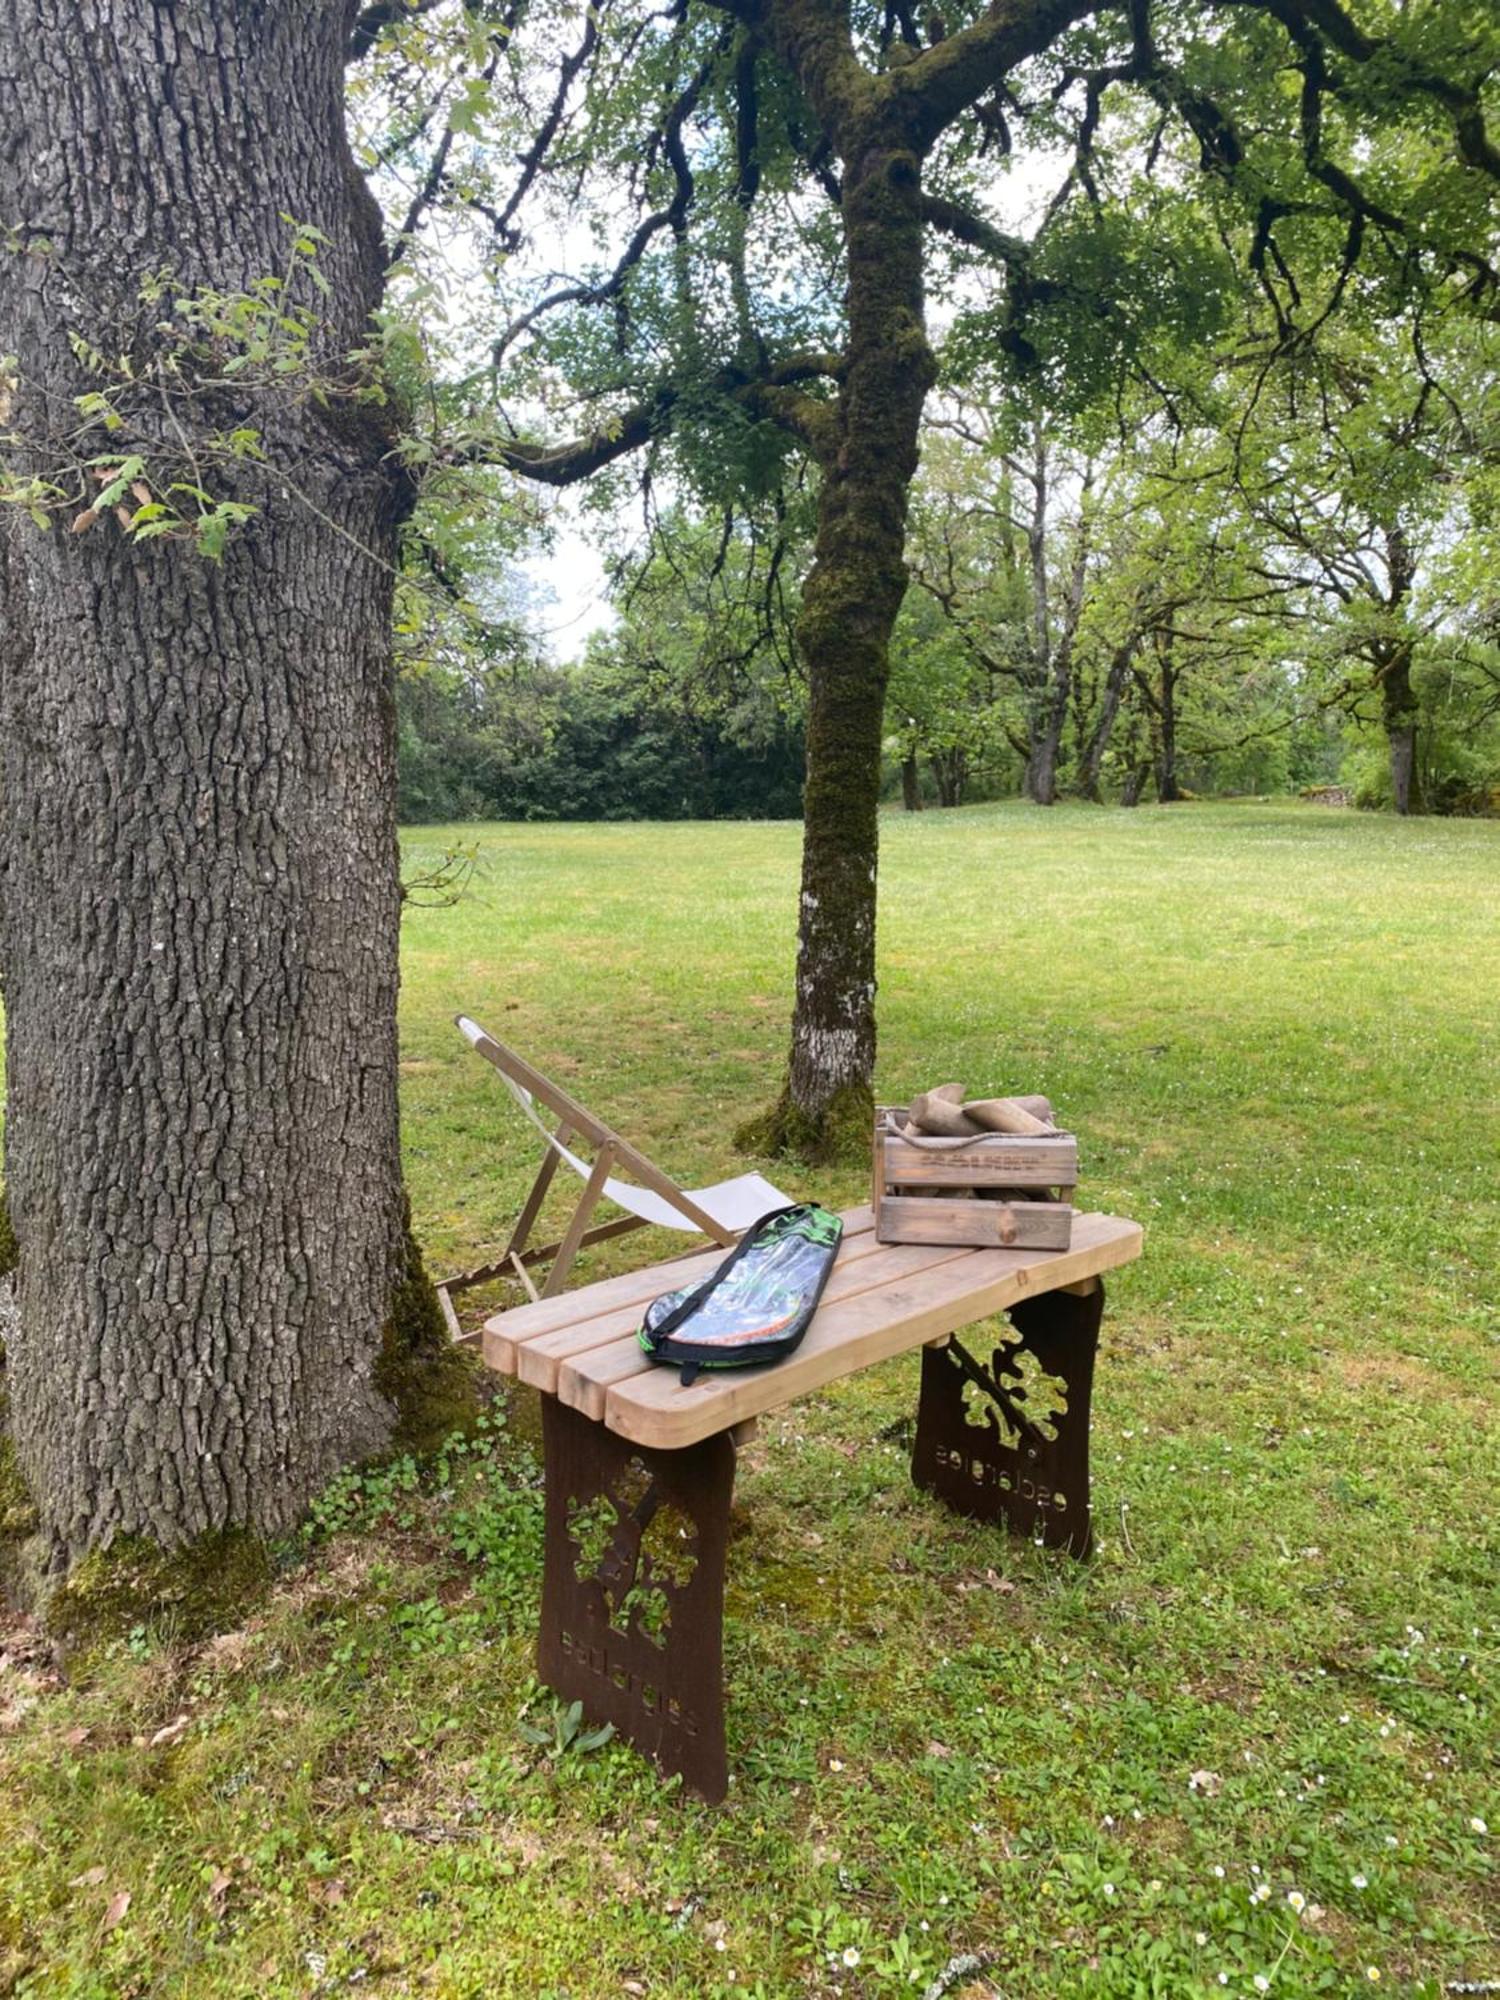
483,1204,877,1373
602,1212,1143,1450
514,1218,896,1397
557,1236,984,1421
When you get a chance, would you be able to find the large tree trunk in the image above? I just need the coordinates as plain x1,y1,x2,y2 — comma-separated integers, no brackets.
1380,528,1423,816
0,2,413,1562
752,121,935,1156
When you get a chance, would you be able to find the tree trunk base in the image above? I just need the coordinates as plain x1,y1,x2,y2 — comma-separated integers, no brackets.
735,1079,874,1166
0,1219,478,1630
373,1219,482,1458
42,1529,274,1659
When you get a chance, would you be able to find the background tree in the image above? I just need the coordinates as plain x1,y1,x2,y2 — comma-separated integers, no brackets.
374,0,1500,1149
1234,315,1500,813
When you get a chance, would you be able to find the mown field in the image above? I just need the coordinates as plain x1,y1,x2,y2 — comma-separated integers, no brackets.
2,800,1496,1999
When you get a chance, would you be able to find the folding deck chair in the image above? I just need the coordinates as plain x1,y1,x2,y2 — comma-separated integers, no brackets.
437,1015,794,1333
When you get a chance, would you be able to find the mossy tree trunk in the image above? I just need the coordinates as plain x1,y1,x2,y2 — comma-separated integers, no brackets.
0,0,442,1570
751,106,935,1157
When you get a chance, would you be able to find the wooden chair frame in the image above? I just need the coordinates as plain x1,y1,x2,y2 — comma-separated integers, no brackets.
438,1020,741,1329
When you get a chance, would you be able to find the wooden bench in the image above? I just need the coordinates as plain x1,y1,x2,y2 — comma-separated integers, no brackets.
482,1203,1143,1800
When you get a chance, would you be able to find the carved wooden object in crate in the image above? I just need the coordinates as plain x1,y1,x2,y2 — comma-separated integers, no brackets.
874,1107,1078,1251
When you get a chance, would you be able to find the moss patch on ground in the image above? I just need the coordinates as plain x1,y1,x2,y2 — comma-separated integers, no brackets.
735,1076,874,1165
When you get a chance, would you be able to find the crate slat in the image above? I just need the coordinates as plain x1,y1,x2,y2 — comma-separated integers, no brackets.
875,1196,1075,1250
874,1111,1077,1251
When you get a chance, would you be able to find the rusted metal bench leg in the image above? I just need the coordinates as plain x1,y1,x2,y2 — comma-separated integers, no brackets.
537,1394,736,1802
911,1280,1104,1559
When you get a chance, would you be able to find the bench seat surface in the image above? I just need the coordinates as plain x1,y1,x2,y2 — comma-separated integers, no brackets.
483,1205,1142,1450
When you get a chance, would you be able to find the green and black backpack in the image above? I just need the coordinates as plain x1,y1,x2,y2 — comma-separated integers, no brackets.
637,1204,843,1386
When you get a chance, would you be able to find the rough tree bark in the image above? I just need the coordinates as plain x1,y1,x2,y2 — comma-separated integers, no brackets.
0,1,424,1565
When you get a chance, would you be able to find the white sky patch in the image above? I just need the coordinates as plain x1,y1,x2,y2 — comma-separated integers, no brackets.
523,491,617,656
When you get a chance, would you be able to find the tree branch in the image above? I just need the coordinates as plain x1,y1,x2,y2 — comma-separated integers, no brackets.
920,191,1030,264
349,0,447,63
488,390,679,486
478,352,843,486
886,0,1100,147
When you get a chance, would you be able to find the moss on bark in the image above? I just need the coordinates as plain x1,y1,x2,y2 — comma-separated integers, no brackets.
0,1286,39,1579
45,1529,272,1655
0,1194,17,1281
736,1077,873,1165
373,1211,481,1457
0,1440,37,1542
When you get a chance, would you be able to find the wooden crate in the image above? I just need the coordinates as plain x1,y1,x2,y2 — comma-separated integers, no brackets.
873,1109,1077,1251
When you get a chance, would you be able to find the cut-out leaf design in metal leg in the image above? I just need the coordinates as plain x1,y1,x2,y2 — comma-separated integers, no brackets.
564,1457,699,1647
911,1286,1104,1559
995,1338,1069,1441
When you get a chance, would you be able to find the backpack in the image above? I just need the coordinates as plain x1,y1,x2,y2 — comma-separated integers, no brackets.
637,1204,844,1386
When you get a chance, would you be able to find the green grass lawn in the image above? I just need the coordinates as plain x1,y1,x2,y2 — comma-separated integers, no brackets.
2,800,1497,1999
